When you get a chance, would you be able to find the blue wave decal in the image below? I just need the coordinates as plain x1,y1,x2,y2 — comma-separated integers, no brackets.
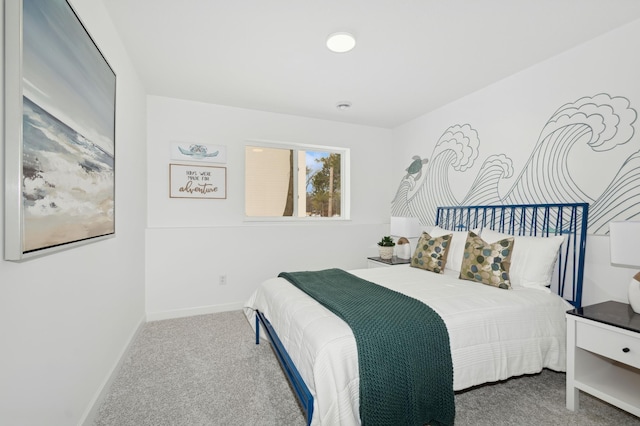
391,94,638,235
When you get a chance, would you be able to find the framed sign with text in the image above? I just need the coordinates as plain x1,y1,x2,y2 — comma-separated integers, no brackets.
169,164,227,199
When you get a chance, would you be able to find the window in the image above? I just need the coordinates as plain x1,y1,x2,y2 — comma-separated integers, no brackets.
245,142,349,219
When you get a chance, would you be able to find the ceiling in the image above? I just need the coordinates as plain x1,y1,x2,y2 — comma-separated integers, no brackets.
103,1,640,129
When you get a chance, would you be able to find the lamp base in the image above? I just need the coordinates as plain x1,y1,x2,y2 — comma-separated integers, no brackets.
630,273,640,314
396,243,412,260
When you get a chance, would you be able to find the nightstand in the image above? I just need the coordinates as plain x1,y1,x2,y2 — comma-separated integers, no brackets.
367,256,411,268
566,301,640,417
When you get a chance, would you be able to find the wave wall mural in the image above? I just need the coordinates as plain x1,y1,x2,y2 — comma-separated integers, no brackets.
391,93,638,235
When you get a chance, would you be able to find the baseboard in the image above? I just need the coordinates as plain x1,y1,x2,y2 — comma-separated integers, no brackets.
79,313,146,426
146,301,245,322
78,302,243,425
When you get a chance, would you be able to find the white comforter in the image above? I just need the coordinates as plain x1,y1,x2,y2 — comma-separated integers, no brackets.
243,265,572,425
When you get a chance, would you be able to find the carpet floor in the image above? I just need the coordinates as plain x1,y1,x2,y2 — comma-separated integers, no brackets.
94,310,640,425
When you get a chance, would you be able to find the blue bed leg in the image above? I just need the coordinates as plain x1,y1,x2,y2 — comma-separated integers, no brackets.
255,314,260,344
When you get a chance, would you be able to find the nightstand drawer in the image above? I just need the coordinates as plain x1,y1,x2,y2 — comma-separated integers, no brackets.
576,321,640,369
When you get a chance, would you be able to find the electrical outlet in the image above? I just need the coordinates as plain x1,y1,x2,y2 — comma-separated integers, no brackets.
219,274,227,285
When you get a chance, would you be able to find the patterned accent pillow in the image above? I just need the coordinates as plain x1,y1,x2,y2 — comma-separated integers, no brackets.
428,226,479,273
411,232,452,274
480,229,565,291
459,231,514,289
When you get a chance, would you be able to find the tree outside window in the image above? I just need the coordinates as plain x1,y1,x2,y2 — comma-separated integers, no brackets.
245,144,347,219
306,152,340,217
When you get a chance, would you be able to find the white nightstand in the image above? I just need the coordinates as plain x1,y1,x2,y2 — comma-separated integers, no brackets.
367,256,411,269
566,301,640,417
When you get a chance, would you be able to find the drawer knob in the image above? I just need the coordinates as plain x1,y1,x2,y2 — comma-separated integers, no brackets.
622,347,630,353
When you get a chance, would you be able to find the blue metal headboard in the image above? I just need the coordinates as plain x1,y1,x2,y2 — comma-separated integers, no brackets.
435,203,589,308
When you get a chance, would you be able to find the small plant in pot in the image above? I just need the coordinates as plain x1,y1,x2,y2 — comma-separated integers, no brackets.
377,236,395,260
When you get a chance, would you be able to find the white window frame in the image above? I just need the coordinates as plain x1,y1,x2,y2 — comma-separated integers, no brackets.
244,139,350,222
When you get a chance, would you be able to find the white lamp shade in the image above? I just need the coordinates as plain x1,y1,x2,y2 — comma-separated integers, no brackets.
609,221,640,267
390,217,421,260
390,217,421,239
609,221,640,314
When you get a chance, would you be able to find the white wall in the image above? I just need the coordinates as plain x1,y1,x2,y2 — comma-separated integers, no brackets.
391,19,640,306
0,1,147,425
145,96,393,319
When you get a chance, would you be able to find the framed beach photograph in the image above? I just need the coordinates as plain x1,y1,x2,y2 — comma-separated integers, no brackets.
4,0,116,260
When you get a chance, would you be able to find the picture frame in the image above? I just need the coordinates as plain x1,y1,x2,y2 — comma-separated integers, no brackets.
170,142,227,164
169,164,227,199
4,0,117,261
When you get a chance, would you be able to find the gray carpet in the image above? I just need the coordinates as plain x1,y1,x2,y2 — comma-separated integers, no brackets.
94,310,640,425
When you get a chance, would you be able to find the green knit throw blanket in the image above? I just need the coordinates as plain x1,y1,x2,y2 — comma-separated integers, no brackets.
278,268,455,426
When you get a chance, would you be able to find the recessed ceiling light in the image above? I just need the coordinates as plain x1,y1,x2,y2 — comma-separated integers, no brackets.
326,32,356,53
336,101,352,110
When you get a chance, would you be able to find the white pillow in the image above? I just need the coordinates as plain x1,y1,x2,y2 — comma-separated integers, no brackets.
481,229,566,291
429,226,480,273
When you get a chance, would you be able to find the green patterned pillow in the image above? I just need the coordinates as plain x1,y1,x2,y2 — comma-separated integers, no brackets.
459,231,514,289
411,232,452,274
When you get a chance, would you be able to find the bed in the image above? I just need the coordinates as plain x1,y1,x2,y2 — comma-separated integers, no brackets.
243,203,589,425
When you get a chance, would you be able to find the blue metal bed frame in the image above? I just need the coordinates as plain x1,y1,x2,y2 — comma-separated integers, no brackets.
255,310,314,424
435,202,588,308
255,202,589,425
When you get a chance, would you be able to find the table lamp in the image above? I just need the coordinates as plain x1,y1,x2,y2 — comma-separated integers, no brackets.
390,216,422,260
609,221,640,314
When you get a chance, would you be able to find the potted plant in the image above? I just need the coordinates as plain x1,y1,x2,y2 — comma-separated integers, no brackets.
377,236,395,260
